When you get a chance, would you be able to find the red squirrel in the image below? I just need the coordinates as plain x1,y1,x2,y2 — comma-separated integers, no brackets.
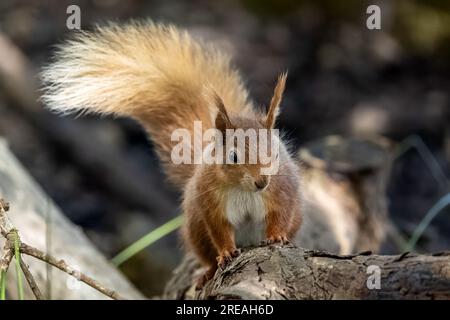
41,21,303,288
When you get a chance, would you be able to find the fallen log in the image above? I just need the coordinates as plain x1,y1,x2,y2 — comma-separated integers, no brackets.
164,245,450,300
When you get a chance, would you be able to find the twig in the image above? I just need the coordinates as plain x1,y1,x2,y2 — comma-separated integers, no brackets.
19,258,43,300
0,200,16,276
20,243,125,300
1,198,125,300
12,229,24,300
0,239,14,273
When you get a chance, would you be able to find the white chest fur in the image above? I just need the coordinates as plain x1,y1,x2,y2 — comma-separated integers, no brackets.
225,188,266,247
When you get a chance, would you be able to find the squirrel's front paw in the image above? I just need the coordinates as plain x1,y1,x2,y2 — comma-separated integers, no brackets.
216,248,241,269
261,234,290,246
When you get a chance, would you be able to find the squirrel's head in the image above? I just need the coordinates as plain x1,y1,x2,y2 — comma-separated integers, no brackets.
211,73,287,192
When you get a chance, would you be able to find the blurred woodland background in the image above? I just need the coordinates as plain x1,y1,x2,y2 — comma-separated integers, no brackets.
0,0,449,297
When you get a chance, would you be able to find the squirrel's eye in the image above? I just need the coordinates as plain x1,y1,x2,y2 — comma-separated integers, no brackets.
228,150,238,164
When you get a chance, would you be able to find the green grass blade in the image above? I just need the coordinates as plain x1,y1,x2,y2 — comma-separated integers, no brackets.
111,215,183,266
405,193,450,252
13,230,24,300
395,135,449,190
0,270,6,300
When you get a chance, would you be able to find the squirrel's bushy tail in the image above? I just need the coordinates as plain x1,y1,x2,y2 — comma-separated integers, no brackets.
41,21,252,187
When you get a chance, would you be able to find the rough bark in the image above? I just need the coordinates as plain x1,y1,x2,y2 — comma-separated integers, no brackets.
164,245,450,300
0,139,143,299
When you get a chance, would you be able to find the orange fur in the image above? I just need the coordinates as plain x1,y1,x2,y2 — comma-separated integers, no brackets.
41,21,303,288
182,124,303,287
41,21,252,187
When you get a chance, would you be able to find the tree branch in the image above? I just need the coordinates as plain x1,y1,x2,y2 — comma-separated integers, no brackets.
19,243,124,300
19,258,43,300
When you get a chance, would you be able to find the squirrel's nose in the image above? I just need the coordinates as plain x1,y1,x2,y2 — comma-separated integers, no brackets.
254,176,269,191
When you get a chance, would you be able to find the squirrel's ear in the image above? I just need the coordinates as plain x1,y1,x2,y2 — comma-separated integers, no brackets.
214,93,232,133
265,72,287,128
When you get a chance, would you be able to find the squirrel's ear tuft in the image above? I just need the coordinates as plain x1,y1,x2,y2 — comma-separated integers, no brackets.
213,93,232,133
265,72,287,128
